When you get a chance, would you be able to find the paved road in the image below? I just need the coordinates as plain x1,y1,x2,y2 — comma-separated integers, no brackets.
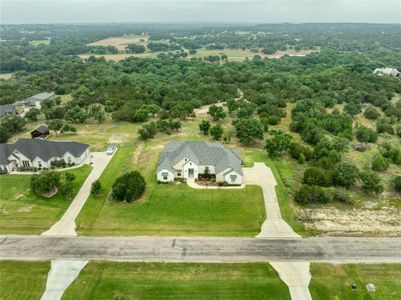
1,235,400,263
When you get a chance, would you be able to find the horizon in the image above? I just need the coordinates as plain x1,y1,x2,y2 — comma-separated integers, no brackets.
1,0,400,24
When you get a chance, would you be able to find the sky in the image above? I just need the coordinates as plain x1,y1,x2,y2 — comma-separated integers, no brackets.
1,0,400,24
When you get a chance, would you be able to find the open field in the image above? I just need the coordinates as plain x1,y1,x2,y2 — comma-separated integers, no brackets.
0,260,50,300
310,263,401,300
77,145,265,236
87,35,148,50
63,262,290,300
29,39,51,46
0,165,92,234
0,73,13,80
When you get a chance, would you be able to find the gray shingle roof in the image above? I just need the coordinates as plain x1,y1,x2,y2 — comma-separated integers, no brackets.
157,141,242,175
31,125,49,134
24,92,54,105
0,104,15,118
0,138,89,165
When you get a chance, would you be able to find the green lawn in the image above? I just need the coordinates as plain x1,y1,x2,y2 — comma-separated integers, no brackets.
0,165,92,234
77,144,265,236
310,263,401,300
0,260,50,300
63,262,291,300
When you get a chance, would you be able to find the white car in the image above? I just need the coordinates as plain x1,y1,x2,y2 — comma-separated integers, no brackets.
106,145,116,155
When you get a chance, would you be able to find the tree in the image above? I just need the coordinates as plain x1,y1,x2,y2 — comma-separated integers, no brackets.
376,117,394,135
65,106,88,124
371,154,389,171
112,171,146,202
47,119,64,135
355,125,378,143
208,105,226,121
392,176,401,193
359,170,384,194
199,120,211,135
30,171,61,197
88,104,105,123
265,130,293,157
303,167,332,187
64,172,75,182
126,44,146,53
91,179,102,195
235,117,264,145
25,108,40,121
210,124,223,140
61,124,77,134
364,106,380,119
138,122,157,140
331,162,359,189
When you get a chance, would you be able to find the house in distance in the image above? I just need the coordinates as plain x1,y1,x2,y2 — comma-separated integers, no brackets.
31,125,50,139
157,141,243,185
23,92,56,109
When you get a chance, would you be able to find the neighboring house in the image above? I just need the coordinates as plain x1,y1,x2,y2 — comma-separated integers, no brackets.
0,104,15,118
157,141,243,185
373,67,400,77
0,138,90,172
31,125,50,139
23,92,55,109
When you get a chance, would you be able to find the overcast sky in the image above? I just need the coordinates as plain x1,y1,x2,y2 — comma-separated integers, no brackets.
1,0,400,24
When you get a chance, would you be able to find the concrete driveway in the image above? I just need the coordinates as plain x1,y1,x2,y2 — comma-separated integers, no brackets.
42,151,114,236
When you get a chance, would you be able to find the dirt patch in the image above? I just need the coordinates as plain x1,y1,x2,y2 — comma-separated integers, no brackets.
259,49,319,59
301,204,401,236
0,73,13,80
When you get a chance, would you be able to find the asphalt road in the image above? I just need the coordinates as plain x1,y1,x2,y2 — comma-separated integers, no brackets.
1,235,400,263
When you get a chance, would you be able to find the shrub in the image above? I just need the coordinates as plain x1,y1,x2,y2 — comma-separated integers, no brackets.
64,172,76,182
303,167,332,187
359,170,384,194
31,171,61,197
371,154,389,171
331,162,359,189
355,125,378,143
364,106,380,120
294,185,330,204
330,189,352,204
112,171,146,202
91,179,102,195
392,176,401,193
379,142,401,165
376,117,394,135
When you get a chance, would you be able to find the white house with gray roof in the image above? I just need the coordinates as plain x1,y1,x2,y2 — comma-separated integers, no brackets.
373,67,400,77
0,138,90,172
23,92,55,109
157,141,243,185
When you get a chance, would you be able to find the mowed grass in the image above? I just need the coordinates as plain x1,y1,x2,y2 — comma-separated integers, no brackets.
0,165,92,234
77,143,265,236
63,262,290,300
0,260,50,300
310,263,401,300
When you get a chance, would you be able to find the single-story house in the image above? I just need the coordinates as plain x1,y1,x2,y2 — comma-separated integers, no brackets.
0,104,15,118
157,141,243,185
373,67,400,77
31,125,50,139
23,92,55,109
0,138,90,172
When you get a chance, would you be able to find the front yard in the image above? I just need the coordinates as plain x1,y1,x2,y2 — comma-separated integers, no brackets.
77,145,265,236
0,165,92,234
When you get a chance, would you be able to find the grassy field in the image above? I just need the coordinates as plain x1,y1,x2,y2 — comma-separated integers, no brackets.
63,262,290,300
77,144,265,236
0,165,92,234
0,72,13,80
0,260,50,300
310,263,401,300
87,35,148,51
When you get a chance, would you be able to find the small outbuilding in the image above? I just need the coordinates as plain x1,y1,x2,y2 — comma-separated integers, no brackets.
31,125,50,139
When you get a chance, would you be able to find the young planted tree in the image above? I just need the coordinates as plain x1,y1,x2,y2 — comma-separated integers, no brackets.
91,179,102,195
210,124,223,140
199,120,211,135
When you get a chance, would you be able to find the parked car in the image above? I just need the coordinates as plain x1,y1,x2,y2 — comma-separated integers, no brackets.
106,145,116,155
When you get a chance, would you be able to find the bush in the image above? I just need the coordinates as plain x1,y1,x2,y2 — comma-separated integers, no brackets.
364,106,380,120
392,176,401,193
376,117,394,135
371,154,389,171
331,162,359,189
355,125,378,143
379,142,401,165
31,171,61,197
294,185,330,204
91,179,102,195
303,167,332,187
330,189,352,204
359,170,384,194
112,171,146,202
